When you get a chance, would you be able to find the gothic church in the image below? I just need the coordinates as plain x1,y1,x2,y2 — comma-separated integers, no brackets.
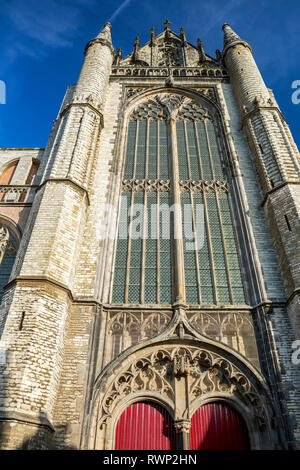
0,21,299,450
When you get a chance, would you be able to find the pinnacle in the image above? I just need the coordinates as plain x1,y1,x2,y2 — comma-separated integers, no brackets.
222,23,252,55
96,22,113,43
222,23,242,48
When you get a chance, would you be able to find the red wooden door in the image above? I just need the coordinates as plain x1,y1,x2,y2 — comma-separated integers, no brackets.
190,402,249,450
115,401,175,450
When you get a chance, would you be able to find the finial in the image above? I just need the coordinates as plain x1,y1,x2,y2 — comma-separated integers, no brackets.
164,19,171,31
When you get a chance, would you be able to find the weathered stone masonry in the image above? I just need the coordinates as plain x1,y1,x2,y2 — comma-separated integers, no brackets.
0,22,299,450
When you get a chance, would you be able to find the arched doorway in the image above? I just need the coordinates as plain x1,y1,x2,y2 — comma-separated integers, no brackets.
190,402,249,450
114,401,176,450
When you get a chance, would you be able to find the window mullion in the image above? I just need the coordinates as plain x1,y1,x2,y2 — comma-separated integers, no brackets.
169,117,186,304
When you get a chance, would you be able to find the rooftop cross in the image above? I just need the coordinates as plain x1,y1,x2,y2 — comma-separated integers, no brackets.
164,19,171,31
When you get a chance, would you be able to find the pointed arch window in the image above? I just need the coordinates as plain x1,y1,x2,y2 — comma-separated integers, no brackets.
112,94,246,306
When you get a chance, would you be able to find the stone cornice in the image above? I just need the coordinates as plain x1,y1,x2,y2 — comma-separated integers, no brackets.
287,288,300,306
84,38,115,55
0,411,55,432
222,40,253,61
261,180,300,207
4,275,74,300
59,100,104,126
242,105,285,128
37,177,90,206
4,276,103,308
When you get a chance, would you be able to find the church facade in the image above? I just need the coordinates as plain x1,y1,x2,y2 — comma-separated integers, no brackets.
0,21,299,450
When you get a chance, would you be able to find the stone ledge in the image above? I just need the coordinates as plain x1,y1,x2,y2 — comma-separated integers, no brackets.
0,410,55,432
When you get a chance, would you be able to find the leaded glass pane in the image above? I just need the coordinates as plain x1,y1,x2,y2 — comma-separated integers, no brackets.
177,121,189,179
201,286,214,304
148,121,157,179
232,287,246,304
217,287,231,304
127,285,140,303
206,121,224,179
196,121,213,179
186,122,201,180
159,121,169,179
135,120,147,178
124,121,137,179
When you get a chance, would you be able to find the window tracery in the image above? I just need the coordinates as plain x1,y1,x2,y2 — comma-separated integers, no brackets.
112,94,246,306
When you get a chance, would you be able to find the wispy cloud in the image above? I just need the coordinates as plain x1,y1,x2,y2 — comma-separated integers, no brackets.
108,0,134,23
186,0,244,39
3,0,97,56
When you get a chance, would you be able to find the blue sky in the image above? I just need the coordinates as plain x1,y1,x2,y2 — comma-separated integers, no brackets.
0,0,300,148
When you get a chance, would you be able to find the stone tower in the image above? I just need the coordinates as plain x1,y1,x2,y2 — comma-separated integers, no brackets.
0,21,299,450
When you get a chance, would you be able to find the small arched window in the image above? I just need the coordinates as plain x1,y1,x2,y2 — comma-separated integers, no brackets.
0,224,19,302
0,160,19,185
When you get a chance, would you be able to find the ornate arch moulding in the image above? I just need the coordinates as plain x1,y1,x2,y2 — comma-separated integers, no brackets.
86,309,279,450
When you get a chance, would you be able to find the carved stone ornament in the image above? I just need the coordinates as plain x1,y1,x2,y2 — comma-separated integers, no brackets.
125,87,149,101
179,180,228,193
174,420,191,433
129,94,212,122
0,226,9,253
174,348,190,377
122,179,170,193
0,226,15,262
96,344,268,430
157,38,183,67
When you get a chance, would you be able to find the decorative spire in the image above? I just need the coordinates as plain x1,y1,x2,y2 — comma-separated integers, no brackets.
114,48,122,65
133,36,140,61
180,27,187,45
96,22,112,42
222,23,252,57
84,22,114,55
150,27,156,46
197,38,206,63
215,49,222,63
